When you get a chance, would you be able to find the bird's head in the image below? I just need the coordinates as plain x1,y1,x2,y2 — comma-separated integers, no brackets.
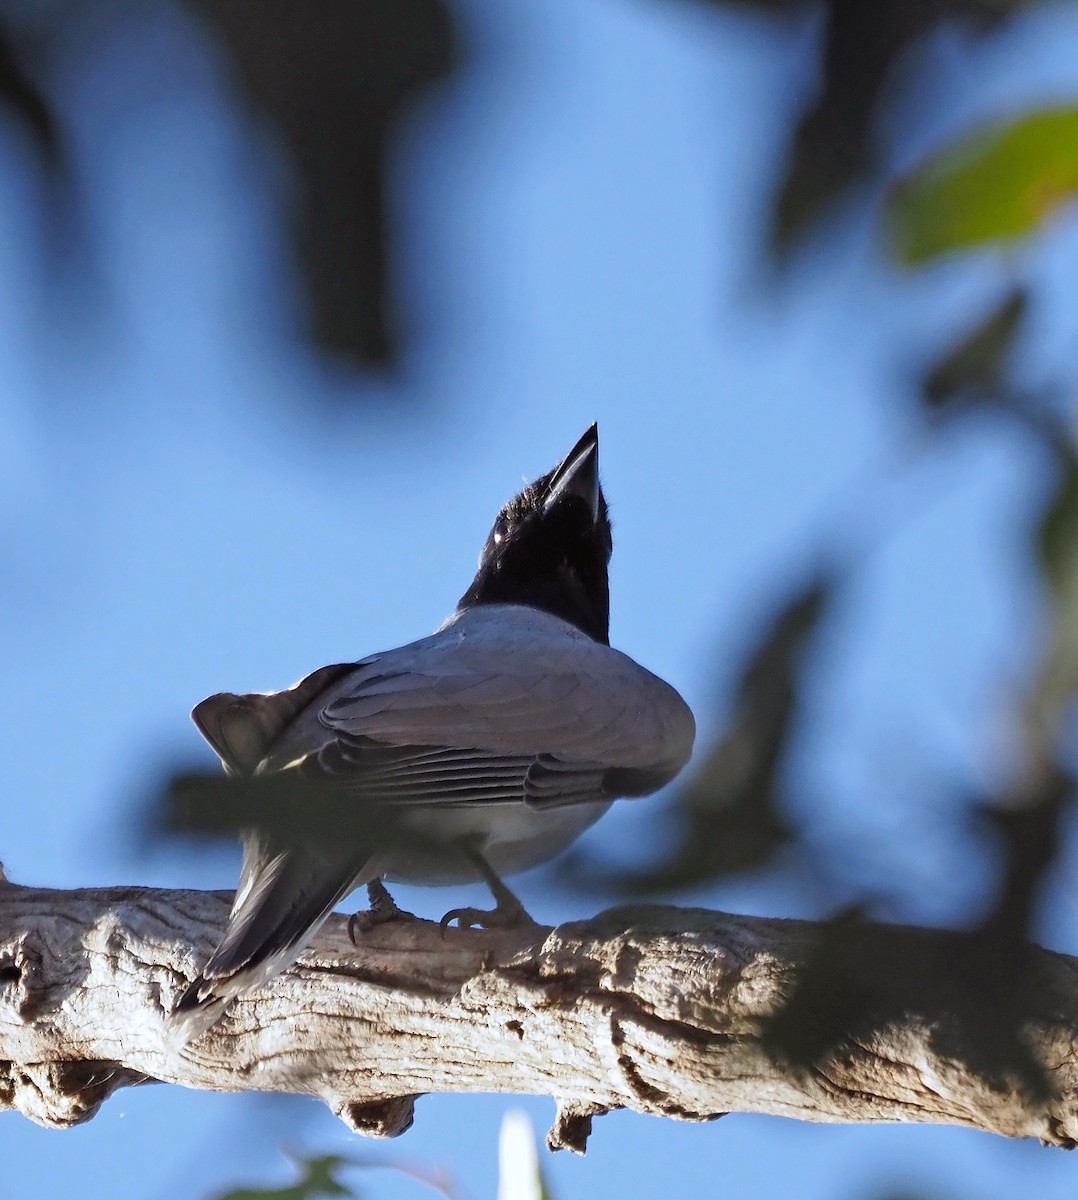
458,424,612,643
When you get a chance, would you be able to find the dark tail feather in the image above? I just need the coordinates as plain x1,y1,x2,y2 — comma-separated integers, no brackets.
168,844,370,1044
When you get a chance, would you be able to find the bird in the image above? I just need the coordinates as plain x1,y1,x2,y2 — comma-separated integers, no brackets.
168,425,695,1041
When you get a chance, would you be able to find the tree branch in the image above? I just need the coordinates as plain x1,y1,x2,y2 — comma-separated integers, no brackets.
1,878,1077,1153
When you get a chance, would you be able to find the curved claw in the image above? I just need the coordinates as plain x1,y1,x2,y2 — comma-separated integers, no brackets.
439,906,485,935
439,899,539,937
438,846,540,935
348,880,416,944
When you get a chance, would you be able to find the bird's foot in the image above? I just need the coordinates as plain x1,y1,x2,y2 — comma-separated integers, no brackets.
348,880,417,944
439,866,539,934
439,902,538,932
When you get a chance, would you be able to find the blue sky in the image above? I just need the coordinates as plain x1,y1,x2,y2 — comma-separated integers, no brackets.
4,0,1078,1197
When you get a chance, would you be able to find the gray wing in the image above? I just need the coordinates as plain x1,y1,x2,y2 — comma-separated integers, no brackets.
256,621,696,808
304,733,608,810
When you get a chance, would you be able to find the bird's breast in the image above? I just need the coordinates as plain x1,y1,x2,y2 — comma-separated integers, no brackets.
380,797,613,885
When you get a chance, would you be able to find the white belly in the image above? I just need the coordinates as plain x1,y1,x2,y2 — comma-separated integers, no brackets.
379,799,613,885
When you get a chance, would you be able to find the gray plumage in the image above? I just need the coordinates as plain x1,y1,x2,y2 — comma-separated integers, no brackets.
168,428,694,1041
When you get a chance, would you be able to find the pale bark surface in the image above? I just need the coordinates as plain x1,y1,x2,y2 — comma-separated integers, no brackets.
1,876,1077,1153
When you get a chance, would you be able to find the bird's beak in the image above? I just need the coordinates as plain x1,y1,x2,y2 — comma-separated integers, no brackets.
544,424,600,522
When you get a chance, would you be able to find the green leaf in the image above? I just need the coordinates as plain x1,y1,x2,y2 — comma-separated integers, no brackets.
211,1150,459,1200
922,286,1028,410
889,107,1078,264
215,1155,354,1200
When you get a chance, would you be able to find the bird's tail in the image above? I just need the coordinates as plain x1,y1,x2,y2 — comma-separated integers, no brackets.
167,841,369,1045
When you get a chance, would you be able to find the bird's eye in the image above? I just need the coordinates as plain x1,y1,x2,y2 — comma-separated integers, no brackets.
493,532,503,545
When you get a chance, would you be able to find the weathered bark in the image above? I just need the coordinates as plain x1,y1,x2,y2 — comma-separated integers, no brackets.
1,876,1077,1153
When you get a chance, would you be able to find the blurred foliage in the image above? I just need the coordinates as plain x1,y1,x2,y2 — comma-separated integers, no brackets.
0,0,459,373
618,0,1078,1082
0,22,58,166
0,0,1064,368
977,767,1068,942
870,1195,959,1200
761,911,1054,1105
187,0,459,368
1029,442,1078,754
753,418,1078,1088
763,771,1069,1097
596,574,833,894
212,1152,455,1200
890,107,1078,264
756,0,1078,1083
714,0,1051,253
2,0,1064,375
922,286,1028,411
163,770,458,881
215,1155,356,1200
872,1196,953,1200
1038,447,1078,589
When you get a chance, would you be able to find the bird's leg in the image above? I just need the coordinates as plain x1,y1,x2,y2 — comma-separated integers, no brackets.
440,848,540,933
348,879,417,944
